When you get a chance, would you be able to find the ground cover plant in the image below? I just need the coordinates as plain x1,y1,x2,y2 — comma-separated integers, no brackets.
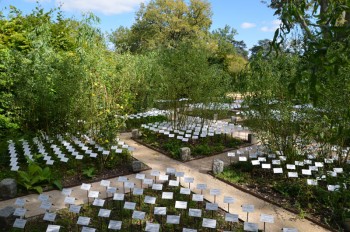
215,145,350,230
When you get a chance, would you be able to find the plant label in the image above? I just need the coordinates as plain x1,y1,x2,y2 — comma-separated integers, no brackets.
136,173,145,180
192,194,204,202
184,177,194,183
273,168,283,174
100,180,110,187
64,196,75,205
113,193,124,201
69,205,81,213
175,201,187,209
244,222,259,231
175,172,184,177
166,215,180,224
162,192,173,199
43,212,56,222
88,191,99,198
124,201,136,210
144,196,156,204
108,220,122,230
206,202,218,211
225,213,239,222
260,214,274,223
13,218,27,229
93,198,105,207
46,225,60,232
210,189,220,196
132,210,145,220
152,184,163,191
242,204,254,212
288,172,298,178
169,180,179,187
202,218,216,228
14,208,26,217
224,196,235,204
189,208,202,217
180,188,190,195
133,188,144,195
154,207,166,215
77,216,90,226
302,169,312,175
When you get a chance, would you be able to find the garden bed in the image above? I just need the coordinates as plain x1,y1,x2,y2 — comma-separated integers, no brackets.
212,162,340,231
135,129,247,161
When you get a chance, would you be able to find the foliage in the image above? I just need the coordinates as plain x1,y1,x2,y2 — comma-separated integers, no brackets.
17,159,62,193
82,167,96,179
125,115,168,131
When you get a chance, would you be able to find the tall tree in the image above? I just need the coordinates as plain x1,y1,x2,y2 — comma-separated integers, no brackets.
111,0,212,53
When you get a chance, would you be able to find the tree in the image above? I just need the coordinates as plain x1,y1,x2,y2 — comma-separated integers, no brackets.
249,39,272,59
110,0,213,53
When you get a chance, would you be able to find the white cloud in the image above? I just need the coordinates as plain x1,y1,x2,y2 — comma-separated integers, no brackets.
25,0,52,2
56,0,147,15
241,22,256,29
260,20,281,32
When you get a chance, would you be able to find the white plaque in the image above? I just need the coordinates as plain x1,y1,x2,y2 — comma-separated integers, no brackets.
100,180,110,187
81,183,91,191
15,198,26,207
242,204,254,212
124,201,136,210
124,181,135,189
288,172,298,178
225,213,239,222
184,177,194,183
196,184,207,190
307,179,318,186
262,163,271,169
152,184,163,191
239,156,247,161
272,160,281,165
151,170,160,176
206,203,218,211
162,192,173,199
227,152,235,157
40,201,52,210
327,185,340,191
180,188,190,195
88,191,99,198
43,212,56,222
224,196,235,204
202,218,216,228
64,196,75,205
167,215,180,224
81,227,95,232
144,196,156,204
14,208,26,217
113,193,124,201
159,175,169,181
286,164,296,170
154,207,166,215
69,205,81,213
244,222,259,231
118,176,128,182
273,168,283,174
38,194,49,202
98,209,111,218
136,173,145,180
260,213,274,223
46,225,60,232
251,160,260,166
175,172,184,177
132,210,145,220
334,168,343,173
108,220,122,230
282,228,298,232
169,180,179,187
13,218,27,229
62,188,72,196
145,222,160,232
93,198,105,207
107,187,117,194
166,167,176,174
77,216,90,226
192,194,203,202
302,169,312,175
210,189,220,196
133,188,144,195
189,208,202,217
143,178,153,185
175,201,187,209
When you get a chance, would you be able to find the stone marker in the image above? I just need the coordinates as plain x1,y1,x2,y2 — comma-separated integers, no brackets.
248,134,258,144
0,206,15,230
132,161,145,172
212,159,224,174
131,129,140,139
0,178,17,199
180,147,191,161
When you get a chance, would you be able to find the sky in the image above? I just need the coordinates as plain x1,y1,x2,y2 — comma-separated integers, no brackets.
0,0,280,50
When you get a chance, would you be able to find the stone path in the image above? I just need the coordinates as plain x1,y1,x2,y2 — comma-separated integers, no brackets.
0,132,330,232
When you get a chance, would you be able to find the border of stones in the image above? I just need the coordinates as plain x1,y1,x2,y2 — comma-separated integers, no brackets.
208,171,337,232
132,138,252,163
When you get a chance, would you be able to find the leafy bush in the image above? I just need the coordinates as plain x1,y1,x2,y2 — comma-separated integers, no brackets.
17,160,62,193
